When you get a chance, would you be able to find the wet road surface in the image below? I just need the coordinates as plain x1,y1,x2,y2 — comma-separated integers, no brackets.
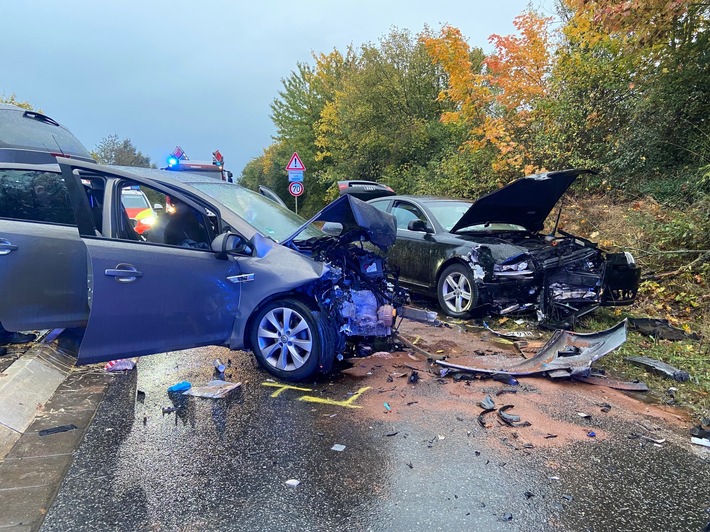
41,341,710,531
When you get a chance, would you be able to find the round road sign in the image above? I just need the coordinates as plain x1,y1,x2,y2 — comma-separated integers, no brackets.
288,181,304,197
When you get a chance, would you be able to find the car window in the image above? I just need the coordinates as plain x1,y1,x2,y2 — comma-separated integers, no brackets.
391,201,426,230
369,199,390,212
424,201,472,231
0,169,76,225
191,181,322,242
115,181,214,250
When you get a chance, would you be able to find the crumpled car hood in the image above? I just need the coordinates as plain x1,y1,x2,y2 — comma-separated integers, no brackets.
283,194,397,251
450,169,595,234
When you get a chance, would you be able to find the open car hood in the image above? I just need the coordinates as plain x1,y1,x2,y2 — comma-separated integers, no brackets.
283,194,397,251
450,169,595,234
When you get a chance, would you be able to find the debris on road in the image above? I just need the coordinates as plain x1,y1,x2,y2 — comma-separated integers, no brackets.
161,406,177,415
183,380,241,399
331,444,346,452
483,321,541,340
285,479,300,487
497,405,531,427
478,409,496,429
408,370,419,384
628,317,701,341
691,437,710,448
213,358,226,373
436,320,627,380
625,355,690,382
104,358,137,372
478,395,495,410
167,381,192,393
38,424,77,436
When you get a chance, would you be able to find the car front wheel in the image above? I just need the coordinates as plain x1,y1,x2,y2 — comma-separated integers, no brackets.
249,298,321,381
437,263,478,318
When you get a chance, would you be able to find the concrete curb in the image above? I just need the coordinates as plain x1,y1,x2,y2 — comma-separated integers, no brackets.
0,347,113,531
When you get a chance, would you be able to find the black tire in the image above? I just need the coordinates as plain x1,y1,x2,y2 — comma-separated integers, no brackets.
249,298,321,381
437,263,479,318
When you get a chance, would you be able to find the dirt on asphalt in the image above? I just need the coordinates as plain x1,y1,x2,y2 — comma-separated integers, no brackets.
341,318,694,451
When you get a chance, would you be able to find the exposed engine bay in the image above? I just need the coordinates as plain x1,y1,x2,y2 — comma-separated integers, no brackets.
282,194,410,372
468,230,640,327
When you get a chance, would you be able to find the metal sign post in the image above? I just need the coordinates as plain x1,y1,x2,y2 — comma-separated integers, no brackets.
286,152,306,215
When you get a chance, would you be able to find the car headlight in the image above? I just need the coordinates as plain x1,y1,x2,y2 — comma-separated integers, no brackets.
141,216,157,227
495,261,529,272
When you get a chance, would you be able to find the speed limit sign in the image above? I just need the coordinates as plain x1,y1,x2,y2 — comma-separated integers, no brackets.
288,181,304,197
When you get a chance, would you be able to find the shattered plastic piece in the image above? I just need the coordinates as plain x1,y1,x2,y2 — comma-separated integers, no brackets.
500,513,513,522
104,358,137,372
628,317,700,341
577,412,592,419
626,356,690,382
162,406,177,415
285,479,300,487
478,409,497,428
384,402,391,412
38,424,77,436
183,380,241,399
498,405,531,427
408,370,419,384
436,320,627,378
587,431,596,438
544,434,558,439
691,437,710,448
691,426,710,439
598,403,612,413
213,358,226,373
331,444,346,452
167,381,191,393
478,395,496,410
492,374,519,386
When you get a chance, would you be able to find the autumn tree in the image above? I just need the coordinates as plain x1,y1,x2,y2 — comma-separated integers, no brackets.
92,134,152,167
0,94,34,110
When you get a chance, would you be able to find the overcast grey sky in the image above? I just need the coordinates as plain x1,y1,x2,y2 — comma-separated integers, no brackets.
2,1,541,173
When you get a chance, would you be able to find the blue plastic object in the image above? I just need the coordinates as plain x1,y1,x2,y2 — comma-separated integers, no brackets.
168,381,191,393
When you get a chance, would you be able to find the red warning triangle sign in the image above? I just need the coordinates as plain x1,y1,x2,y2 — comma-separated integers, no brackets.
286,152,306,171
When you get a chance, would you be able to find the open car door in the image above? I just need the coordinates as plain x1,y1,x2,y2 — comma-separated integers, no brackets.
59,158,245,364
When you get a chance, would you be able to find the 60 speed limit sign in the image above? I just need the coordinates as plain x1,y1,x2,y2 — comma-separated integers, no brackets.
288,181,304,197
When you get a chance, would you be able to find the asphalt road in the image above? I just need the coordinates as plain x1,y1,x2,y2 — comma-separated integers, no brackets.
40,343,710,531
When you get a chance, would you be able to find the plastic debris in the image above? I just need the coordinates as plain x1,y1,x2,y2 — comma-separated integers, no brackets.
162,406,177,415
213,358,226,373
691,437,710,448
384,402,391,412
587,431,596,438
331,444,346,452
437,320,628,379
167,381,191,393
104,358,138,372
285,479,300,487
183,380,241,399
577,412,592,419
628,317,700,341
626,355,690,382
498,405,531,427
38,424,77,436
408,370,419,384
478,395,496,410
478,409,496,429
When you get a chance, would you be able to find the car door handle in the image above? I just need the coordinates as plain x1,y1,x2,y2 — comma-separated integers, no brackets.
0,240,18,256
105,263,143,283
227,273,254,284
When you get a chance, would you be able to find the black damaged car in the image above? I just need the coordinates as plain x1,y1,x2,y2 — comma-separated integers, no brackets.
359,169,641,325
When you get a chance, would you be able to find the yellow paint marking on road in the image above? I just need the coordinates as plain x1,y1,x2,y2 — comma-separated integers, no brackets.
261,382,313,397
298,386,371,409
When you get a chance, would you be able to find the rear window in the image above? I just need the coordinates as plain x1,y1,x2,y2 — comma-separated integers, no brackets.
0,169,76,225
121,192,149,209
0,108,92,160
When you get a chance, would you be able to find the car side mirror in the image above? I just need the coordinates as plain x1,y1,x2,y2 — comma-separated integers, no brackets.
153,204,164,211
321,222,343,236
212,232,253,259
408,219,431,233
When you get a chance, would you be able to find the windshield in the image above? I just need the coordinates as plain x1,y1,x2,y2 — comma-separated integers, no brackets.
457,222,528,232
121,192,149,209
425,201,473,231
191,182,323,242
